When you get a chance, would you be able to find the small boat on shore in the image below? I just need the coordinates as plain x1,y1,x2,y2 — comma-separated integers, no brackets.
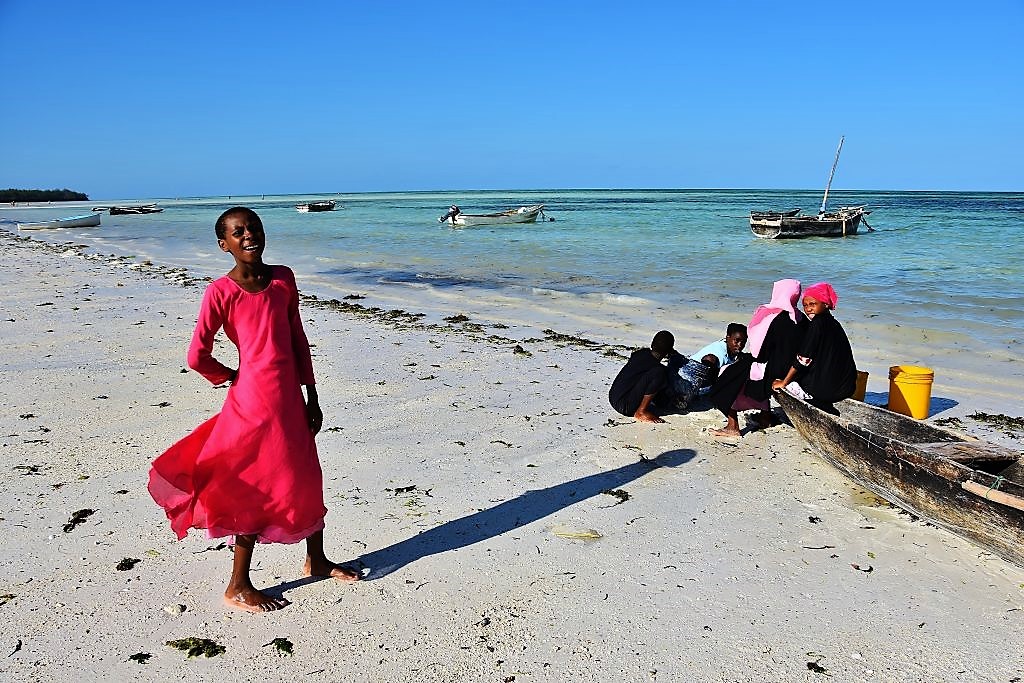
751,137,870,239
295,200,336,213
776,390,1024,568
109,204,163,215
17,214,102,230
439,204,547,227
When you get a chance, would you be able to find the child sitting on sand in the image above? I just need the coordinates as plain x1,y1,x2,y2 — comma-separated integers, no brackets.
148,207,358,613
693,323,748,390
609,330,677,423
664,323,748,412
772,281,857,412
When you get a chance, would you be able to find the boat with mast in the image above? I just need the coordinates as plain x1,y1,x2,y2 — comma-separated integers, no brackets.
750,136,870,239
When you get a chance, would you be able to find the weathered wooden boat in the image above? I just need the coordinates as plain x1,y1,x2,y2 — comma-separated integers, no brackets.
750,205,867,239
439,204,546,227
17,214,102,230
295,200,336,213
776,390,1024,568
109,204,163,215
751,136,870,239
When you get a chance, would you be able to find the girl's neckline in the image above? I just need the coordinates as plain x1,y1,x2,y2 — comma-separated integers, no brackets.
223,265,275,294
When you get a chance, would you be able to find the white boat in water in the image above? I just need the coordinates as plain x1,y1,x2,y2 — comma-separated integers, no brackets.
17,214,102,230
439,204,546,227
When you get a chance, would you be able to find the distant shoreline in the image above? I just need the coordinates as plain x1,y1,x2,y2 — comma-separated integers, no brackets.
2,187,1022,206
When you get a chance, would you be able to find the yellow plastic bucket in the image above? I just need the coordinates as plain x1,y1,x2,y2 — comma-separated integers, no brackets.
888,365,934,419
853,370,868,401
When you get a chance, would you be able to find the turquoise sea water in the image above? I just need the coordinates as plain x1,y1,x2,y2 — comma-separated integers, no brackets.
3,189,1021,350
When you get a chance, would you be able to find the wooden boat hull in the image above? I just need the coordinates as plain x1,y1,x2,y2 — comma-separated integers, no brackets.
776,391,1024,568
17,214,102,230
444,204,545,227
751,207,865,238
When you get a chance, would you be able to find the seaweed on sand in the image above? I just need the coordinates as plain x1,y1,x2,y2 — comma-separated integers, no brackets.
967,412,1024,436
63,508,95,532
601,489,630,505
262,637,294,656
165,637,226,658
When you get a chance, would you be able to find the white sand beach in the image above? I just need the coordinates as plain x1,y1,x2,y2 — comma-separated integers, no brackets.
1,230,1022,682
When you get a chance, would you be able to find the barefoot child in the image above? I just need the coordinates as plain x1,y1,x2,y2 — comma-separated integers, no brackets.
609,330,677,423
148,207,358,613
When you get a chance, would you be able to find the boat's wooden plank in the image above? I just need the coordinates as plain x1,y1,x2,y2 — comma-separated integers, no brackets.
962,480,1024,511
918,441,1021,464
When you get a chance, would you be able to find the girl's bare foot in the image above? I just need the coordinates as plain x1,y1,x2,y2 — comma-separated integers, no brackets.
304,557,360,583
711,427,741,438
223,586,290,613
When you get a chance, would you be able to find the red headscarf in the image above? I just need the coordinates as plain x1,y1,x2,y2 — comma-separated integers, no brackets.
804,282,838,310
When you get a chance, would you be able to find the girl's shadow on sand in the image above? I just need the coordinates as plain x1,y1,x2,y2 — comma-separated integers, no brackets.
266,449,694,595
353,448,695,580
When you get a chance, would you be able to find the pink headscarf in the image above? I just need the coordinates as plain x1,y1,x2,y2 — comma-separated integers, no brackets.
804,282,838,310
747,279,802,358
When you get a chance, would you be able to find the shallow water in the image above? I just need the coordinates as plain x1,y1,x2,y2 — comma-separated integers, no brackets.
3,189,1021,351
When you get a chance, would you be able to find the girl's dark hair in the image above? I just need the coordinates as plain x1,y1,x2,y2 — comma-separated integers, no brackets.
215,206,263,239
726,323,747,337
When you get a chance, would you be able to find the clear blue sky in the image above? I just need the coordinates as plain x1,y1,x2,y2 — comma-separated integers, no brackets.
2,1,1021,197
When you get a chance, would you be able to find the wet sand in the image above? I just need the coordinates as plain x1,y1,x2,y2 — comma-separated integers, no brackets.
1,229,1021,682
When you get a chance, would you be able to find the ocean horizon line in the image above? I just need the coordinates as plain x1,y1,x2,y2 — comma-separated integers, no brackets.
4,186,1022,204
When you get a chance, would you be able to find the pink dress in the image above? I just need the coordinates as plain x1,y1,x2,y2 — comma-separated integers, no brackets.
148,265,327,544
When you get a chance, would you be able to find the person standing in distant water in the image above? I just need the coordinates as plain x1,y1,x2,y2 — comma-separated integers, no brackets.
773,282,857,412
709,279,807,437
609,330,677,423
149,206,359,614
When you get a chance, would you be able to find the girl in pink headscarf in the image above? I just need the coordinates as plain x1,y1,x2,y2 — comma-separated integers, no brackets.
709,279,807,437
773,282,857,410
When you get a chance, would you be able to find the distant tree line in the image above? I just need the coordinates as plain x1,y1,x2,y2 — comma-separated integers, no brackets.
1,188,89,202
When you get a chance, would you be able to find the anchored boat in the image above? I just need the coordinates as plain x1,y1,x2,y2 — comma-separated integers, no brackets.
109,204,163,215
439,204,546,227
750,137,871,239
17,214,102,230
295,200,337,213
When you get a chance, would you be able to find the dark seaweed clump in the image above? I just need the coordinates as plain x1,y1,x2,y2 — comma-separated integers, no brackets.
63,509,95,532
166,637,226,658
263,637,293,656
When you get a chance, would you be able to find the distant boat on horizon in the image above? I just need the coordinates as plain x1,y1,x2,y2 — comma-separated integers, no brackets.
109,204,163,215
295,200,337,213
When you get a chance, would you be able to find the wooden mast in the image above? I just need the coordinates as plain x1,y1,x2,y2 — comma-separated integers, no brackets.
819,135,844,214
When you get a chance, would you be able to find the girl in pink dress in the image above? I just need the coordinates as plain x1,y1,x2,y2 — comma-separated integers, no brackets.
149,207,358,613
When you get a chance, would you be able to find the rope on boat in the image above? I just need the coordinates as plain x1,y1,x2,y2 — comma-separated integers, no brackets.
862,216,876,232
